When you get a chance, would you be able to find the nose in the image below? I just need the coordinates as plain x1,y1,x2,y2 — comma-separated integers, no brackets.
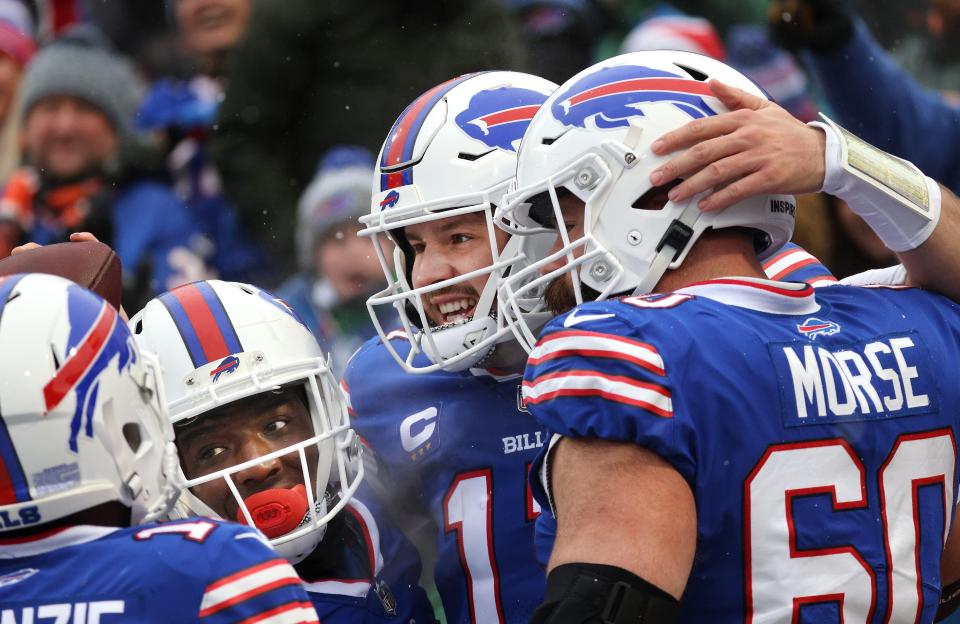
411,249,456,289
49,101,81,135
234,437,283,488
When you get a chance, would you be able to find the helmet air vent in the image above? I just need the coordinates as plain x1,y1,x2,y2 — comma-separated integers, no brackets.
632,181,680,211
458,149,495,161
673,64,708,82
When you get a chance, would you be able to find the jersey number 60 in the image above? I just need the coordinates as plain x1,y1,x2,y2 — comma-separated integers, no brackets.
746,429,956,623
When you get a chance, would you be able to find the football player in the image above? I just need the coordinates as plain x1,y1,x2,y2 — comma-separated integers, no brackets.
0,273,318,622
344,70,560,623
496,50,960,623
131,279,436,623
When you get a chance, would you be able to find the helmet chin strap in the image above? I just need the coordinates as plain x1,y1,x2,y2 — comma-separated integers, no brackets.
631,199,701,296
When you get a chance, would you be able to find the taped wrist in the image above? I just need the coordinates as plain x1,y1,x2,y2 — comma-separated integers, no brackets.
811,115,941,253
530,563,680,624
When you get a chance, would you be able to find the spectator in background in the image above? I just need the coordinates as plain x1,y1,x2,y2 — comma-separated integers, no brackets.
770,0,960,195
0,0,34,182
890,0,960,97
210,0,528,274
0,27,207,308
620,9,727,59
277,146,387,377
137,0,271,286
175,0,250,78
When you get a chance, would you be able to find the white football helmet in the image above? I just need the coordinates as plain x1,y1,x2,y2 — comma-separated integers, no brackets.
130,280,362,563
0,273,178,533
360,71,558,373
496,51,796,351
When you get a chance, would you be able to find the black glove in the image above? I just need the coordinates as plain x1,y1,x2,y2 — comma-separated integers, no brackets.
769,0,854,53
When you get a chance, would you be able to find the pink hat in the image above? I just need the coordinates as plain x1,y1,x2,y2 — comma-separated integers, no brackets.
621,15,726,61
0,0,34,67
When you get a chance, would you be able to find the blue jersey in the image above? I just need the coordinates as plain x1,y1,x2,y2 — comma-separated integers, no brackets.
0,518,317,623
526,278,960,623
533,245,841,569
302,497,436,623
343,336,547,624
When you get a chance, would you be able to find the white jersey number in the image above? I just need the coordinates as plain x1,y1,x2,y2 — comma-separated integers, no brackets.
746,431,955,623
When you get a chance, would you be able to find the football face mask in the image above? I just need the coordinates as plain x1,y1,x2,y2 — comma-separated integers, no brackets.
130,280,362,563
173,380,359,563
361,71,558,373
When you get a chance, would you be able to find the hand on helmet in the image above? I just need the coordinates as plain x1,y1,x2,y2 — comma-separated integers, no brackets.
648,80,826,212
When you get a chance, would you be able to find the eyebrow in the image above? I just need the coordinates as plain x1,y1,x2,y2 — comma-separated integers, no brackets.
175,419,224,450
407,214,487,240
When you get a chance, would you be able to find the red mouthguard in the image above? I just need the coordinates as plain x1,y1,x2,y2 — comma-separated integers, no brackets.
237,483,309,538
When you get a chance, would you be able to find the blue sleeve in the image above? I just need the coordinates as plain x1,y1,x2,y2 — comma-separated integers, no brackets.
200,525,317,624
135,518,317,623
111,182,208,294
522,306,696,483
802,18,960,190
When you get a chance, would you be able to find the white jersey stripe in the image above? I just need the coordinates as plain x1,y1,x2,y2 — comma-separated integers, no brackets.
524,370,672,417
530,330,665,375
809,276,839,287
236,601,319,624
763,248,818,280
302,579,372,598
200,560,301,617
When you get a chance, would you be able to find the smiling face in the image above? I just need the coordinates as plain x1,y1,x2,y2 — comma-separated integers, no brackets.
405,212,509,327
175,385,319,522
22,95,118,181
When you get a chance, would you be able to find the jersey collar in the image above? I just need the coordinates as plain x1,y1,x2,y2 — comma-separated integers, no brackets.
0,525,118,558
675,277,820,315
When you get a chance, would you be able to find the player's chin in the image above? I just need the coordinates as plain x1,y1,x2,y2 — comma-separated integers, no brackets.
544,278,578,315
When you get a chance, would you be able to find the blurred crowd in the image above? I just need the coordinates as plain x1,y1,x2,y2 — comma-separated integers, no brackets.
0,0,956,370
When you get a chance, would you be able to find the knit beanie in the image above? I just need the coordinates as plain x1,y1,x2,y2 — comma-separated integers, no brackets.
19,25,141,135
296,146,375,273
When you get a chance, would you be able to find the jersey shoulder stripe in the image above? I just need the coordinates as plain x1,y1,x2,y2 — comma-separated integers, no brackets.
529,328,665,376
762,242,836,284
527,305,679,421
200,559,303,618
523,369,673,416
232,600,318,624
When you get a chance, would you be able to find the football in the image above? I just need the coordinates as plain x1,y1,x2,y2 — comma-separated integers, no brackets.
0,241,122,309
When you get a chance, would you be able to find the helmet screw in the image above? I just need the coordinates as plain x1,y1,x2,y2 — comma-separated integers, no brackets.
624,153,636,164
574,166,599,190
255,354,264,362
185,377,194,386
590,262,612,282
628,230,642,245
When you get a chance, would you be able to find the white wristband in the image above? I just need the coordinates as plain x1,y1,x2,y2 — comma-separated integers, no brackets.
810,115,941,253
